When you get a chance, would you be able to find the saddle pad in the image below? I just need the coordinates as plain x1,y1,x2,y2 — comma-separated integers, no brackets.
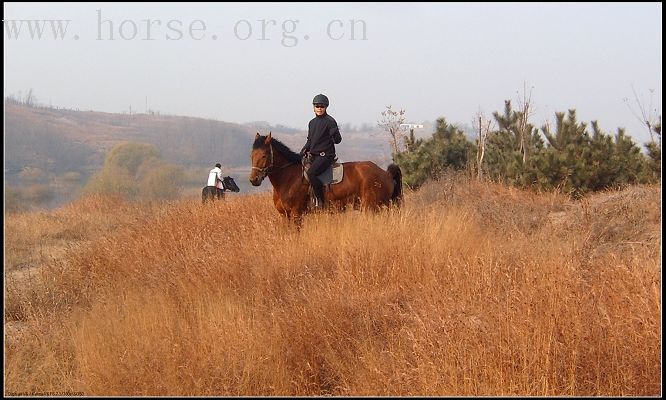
317,162,344,185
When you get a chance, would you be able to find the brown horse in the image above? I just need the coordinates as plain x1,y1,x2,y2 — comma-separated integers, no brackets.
249,132,402,224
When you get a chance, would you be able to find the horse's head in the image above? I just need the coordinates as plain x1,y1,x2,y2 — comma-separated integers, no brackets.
223,176,240,193
249,132,273,186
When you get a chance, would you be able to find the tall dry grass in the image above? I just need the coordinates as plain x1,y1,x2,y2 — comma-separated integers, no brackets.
4,176,661,396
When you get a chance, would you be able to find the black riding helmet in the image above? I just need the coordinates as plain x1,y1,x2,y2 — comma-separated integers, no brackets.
312,94,329,106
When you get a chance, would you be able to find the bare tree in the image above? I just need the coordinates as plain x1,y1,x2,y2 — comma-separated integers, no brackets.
624,85,661,145
24,88,34,106
474,110,493,180
378,105,406,154
515,82,535,164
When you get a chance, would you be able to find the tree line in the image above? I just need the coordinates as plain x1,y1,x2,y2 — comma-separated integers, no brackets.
385,100,661,197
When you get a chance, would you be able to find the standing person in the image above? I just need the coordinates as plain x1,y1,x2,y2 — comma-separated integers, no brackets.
299,94,342,209
208,162,225,198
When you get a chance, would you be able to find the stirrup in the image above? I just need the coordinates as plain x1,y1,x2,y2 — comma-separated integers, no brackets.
311,195,324,210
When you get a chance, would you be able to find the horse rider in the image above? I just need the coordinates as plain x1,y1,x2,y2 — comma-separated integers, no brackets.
299,94,342,209
208,162,224,198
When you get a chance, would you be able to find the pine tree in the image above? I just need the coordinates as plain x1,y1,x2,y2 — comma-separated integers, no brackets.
404,129,422,153
394,118,475,189
540,112,653,196
484,100,546,187
541,110,592,196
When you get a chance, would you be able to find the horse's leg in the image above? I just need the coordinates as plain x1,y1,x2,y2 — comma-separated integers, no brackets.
361,181,388,212
291,211,303,230
358,184,377,212
294,216,303,230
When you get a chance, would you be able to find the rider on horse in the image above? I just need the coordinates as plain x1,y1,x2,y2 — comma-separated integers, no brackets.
207,163,225,198
299,94,342,210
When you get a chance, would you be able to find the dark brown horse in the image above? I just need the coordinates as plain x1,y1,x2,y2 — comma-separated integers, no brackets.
249,132,402,224
201,176,240,203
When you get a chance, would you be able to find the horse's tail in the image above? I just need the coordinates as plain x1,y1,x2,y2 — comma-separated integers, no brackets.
387,163,403,207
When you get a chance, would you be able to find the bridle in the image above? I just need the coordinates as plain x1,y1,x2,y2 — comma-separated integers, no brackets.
251,143,293,178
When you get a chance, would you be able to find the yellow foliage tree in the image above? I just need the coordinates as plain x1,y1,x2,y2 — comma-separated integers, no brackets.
83,142,184,200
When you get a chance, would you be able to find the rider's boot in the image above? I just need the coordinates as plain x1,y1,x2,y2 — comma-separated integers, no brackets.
312,182,326,211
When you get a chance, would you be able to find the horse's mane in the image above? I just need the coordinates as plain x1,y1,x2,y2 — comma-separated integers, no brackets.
252,135,302,164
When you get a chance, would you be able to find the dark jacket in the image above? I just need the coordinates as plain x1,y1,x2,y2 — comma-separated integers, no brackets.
300,114,342,157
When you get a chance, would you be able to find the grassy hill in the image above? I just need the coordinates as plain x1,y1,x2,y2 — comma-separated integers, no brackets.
4,175,661,396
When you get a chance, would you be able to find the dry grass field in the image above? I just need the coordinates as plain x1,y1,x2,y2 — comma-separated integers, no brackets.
4,176,661,396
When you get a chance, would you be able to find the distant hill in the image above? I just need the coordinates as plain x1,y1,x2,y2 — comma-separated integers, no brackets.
4,102,395,208
5,102,264,176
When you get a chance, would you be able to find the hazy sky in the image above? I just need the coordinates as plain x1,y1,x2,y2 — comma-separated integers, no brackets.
4,2,662,143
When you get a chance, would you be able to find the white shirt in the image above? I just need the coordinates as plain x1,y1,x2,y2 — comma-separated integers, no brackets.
208,167,224,189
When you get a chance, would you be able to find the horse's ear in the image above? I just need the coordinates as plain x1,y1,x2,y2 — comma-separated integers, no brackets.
255,132,260,139
264,132,272,145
